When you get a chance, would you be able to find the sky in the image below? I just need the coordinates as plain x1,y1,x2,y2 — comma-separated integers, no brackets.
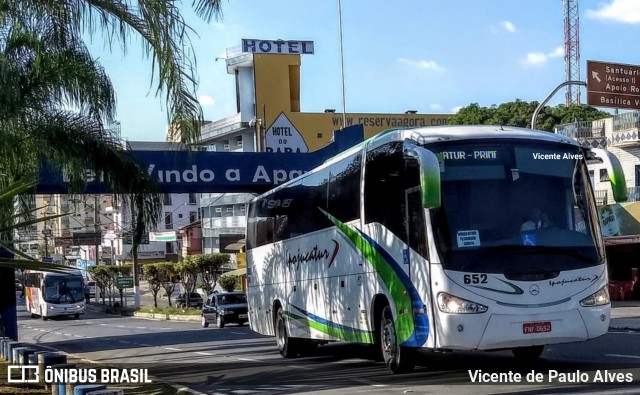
86,0,640,141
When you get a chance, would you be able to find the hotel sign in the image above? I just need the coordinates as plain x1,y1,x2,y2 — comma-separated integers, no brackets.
242,39,314,55
587,60,640,110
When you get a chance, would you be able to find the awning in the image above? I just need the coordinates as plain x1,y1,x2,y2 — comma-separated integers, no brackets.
224,238,246,252
224,268,247,276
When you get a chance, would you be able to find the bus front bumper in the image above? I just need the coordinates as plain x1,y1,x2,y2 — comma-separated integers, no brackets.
437,305,610,350
46,303,85,317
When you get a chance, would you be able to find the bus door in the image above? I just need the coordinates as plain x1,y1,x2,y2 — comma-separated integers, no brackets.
404,186,436,346
404,186,429,264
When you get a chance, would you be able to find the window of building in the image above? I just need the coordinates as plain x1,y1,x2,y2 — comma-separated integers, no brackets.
166,242,174,254
164,212,173,229
163,193,172,205
189,193,197,204
189,211,198,223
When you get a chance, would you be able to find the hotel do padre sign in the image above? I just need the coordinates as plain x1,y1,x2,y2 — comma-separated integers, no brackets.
587,60,640,110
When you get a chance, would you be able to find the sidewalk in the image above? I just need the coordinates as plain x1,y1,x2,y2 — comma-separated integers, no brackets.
610,300,640,330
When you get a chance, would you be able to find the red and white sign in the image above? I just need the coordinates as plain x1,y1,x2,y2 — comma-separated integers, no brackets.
523,321,552,334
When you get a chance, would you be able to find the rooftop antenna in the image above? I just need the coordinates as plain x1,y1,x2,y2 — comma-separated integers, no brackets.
563,0,581,105
338,0,347,128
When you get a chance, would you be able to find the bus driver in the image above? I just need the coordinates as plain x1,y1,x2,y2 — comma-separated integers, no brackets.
521,208,552,231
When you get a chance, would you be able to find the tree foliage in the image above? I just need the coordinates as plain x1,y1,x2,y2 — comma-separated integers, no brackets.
0,0,224,145
142,263,163,308
448,100,611,132
189,253,230,295
218,274,240,292
155,262,178,307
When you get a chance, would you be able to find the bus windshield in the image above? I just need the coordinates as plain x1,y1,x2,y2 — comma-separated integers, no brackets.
428,140,603,277
43,275,84,303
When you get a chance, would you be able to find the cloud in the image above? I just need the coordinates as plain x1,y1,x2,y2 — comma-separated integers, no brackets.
397,58,446,73
429,104,443,111
198,95,215,107
522,46,564,67
450,106,463,114
586,0,640,24
500,21,516,33
490,20,516,34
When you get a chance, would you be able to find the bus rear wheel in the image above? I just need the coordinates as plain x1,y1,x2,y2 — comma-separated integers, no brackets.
512,345,544,360
380,305,415,374
275,307,299,358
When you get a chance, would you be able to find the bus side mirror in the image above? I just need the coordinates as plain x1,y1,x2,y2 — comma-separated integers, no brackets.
403,140,442,209
588,148,628,203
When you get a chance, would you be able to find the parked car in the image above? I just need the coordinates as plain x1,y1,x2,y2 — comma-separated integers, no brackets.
175,292,204,308
85,281,96,297
201,291,248,329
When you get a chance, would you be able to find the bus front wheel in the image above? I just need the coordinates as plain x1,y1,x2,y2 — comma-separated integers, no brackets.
275,307,299,358
380,305,415,374
512,345,544,360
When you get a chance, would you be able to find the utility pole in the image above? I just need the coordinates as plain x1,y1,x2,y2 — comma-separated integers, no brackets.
94,195,101,266
42,228,52,258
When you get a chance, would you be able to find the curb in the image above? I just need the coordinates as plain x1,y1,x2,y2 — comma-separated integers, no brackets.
133,312,201,322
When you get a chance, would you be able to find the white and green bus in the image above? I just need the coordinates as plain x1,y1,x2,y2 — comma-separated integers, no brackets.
246,125,627,373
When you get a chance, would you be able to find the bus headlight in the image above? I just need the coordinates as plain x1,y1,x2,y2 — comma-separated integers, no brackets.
580,286,610,307
437,292,488,314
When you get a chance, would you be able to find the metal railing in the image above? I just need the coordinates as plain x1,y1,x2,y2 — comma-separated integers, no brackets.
612,110,640,132
627,186,640,202
556,120,606,139
594,189,609,205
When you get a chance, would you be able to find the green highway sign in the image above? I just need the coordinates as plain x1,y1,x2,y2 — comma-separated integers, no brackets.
116,276,134,289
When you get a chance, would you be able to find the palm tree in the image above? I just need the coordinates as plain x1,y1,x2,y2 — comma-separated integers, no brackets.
0,0,224,144
0,22,164,339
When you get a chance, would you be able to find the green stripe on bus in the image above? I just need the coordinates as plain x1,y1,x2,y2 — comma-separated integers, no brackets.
319,209,415,345
286,311,374,343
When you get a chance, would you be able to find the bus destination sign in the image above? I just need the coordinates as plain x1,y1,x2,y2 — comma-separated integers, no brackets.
587,60,640,110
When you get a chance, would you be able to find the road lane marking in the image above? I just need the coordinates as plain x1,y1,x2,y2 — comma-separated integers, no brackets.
164,347,182,351
605,354,640,359
195,352,213,356
236,358,258,362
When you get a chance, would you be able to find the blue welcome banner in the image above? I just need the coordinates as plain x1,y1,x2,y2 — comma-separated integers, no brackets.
36,125,364,194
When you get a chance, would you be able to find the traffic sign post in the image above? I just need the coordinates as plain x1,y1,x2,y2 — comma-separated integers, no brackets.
116,277,134,289
587,60,640,110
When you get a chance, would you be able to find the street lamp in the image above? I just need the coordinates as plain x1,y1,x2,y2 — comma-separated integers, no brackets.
42,228,52,258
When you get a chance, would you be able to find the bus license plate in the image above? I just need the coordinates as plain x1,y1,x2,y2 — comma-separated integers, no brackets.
239,314,247,319
523,321,551,334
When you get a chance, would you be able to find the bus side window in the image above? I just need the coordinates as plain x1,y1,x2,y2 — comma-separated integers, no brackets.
25,273,39,287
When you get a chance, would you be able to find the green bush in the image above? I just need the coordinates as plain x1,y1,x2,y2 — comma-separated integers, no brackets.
218,274,240,292
136,306,201,315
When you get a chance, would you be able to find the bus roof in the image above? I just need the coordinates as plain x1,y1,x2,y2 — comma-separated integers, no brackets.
366,125,578,151
252,125,580,200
